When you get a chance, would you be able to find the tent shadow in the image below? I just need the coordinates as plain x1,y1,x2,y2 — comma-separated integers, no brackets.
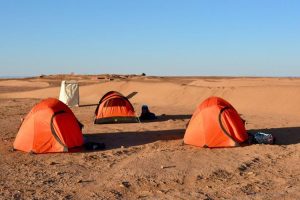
140,114,192,123
83,129,185,150
248,127,300,145
79,104,98,107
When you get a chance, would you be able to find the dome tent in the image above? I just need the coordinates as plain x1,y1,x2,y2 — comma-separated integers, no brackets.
14,98,84,153
94,91,139,124
184,96,248,148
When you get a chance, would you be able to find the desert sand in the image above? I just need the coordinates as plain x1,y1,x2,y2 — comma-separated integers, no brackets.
0,75,299,200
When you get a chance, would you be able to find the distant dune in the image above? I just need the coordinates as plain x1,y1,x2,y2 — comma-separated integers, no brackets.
1,76,300,118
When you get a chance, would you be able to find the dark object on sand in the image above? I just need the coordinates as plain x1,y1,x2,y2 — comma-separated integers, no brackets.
84,142,106,151
77,119,84,130
139,105,157,121
248,132,275,144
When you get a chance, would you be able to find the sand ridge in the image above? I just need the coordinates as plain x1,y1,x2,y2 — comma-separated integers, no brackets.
0,80,50,87
1,77,300,117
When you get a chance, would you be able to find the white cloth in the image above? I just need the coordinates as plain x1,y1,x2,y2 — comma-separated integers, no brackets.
59,80,79,107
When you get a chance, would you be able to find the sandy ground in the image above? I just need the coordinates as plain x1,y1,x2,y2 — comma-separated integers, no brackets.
0,75,299,200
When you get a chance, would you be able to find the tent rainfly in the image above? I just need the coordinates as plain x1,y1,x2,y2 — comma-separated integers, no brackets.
94,91,139,124
13,98,84,153
184,96,248,148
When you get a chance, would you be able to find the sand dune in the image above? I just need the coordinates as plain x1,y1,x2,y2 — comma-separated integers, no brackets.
1,77,300,117
0,79,50,87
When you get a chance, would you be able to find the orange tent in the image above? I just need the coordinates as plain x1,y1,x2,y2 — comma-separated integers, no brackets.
94,91,139,124
184,96,248,148
14,98,84,153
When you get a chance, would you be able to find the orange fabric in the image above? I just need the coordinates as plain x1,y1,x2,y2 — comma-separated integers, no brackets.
184,97,248,148
13,98,83,153
95,91,136,119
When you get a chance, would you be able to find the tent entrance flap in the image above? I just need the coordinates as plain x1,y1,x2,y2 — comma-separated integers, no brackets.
50,111,68,152
218,106,240,147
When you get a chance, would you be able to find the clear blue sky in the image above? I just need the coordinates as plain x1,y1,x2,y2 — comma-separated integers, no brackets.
0,0,299,76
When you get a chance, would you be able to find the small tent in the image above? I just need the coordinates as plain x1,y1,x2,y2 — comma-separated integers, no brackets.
14,98,84,153
94,91,139,124
59,80,79,107
184,96,248,148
